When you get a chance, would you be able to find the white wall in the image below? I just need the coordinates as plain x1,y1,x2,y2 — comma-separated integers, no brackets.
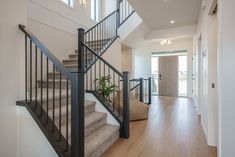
102,38,122,71
17,107,58,157
121,46,133,77
195,0,218,147
118,12,143,42
217,0,235,156
101,0,116,17
133,39,194,98
0,0,27,156
85,93,119,126
27,0,97,61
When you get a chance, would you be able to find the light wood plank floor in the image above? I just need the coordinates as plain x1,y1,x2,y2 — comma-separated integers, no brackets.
102,96,217,157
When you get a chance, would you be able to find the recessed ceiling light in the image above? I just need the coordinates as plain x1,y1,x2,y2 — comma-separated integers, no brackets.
170,20,175,24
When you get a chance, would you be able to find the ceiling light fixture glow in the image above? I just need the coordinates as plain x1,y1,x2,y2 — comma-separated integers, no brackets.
160,39,172,45
170,20,175,24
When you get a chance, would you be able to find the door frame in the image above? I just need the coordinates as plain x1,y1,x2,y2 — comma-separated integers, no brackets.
151,50,188,97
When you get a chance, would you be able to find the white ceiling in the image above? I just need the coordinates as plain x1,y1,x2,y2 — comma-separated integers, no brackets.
128,0,202,30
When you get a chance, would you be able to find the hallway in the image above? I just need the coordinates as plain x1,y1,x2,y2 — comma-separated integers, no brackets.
102,96,217,157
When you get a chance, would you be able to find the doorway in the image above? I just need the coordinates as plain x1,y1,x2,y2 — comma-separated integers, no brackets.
178,55,188,96
151,51,188,97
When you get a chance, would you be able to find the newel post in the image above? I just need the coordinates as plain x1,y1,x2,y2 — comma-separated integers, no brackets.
70,28,85,157
148,77,152,105
121,71,130,138
139,78,144,102
77,28,85,71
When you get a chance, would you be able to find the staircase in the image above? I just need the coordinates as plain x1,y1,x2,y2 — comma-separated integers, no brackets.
37,48,120,157
17,0,135,157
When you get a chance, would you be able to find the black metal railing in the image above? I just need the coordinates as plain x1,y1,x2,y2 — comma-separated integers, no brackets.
18,24,84,157
81,41,130,138
76,1,135,139
130,77,152,104
83,0,135,56
17,1,135,156
84,10,118,55
119,0,135,25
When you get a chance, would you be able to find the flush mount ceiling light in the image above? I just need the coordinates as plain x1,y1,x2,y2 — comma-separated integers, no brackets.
160,39,171,45
170,20,175,24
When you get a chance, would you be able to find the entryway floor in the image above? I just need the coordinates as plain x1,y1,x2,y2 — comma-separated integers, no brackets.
102,96,217,157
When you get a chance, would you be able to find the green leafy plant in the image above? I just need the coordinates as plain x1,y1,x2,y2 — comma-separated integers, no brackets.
95,75,117,103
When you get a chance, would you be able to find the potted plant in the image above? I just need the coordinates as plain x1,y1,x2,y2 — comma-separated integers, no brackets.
95,75,117,103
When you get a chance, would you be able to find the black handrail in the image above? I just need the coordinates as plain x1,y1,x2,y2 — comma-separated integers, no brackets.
18,24,85,157
82,43,123,77
120,10,135,26
130,83,141,91
19,25,70,77
78,28,130,138
85,10,118,34
119,0,135,25
130,77,152,104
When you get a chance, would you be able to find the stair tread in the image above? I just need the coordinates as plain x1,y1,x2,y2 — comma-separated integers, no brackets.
61,111,108,137
85,124,119,157
32,88,71,100
48,100,95,116
38,79,68,82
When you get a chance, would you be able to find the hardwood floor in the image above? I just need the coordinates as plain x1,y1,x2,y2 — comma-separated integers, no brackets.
102,96,217,157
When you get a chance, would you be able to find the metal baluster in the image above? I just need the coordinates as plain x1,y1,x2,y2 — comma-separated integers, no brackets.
99,60,101,78
113,71,115,110
66,78,69,151
46,58,49,123
90,63,93,90
40,51,43,116
58,72,62,141
52,64,55,132
104,62,106,77
30,40,32,102
94,56,97,90
35,46,38,108
118,76,121,116
25,35,28,101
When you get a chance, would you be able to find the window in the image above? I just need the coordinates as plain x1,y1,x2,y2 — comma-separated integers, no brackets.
61,0,73,7
91,0,99,22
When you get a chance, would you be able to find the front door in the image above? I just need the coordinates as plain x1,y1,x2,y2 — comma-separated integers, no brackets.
158,56,179,97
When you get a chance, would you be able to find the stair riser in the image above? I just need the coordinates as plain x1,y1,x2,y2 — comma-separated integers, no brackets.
41,97,95,115
86,40,110,46
85,105,96,115
38,81,70,89
39,96,71,110
69,54,94,60
85,130,119,157
85,117,106,137
63,59,93,66
48,73,67,79
60,114,106,138
63,60,78,65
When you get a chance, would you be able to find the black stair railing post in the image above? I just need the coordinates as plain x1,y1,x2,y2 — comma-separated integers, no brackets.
70,28,85,157
139,78,143,102
148,77,152,104
70,73,84,157
122,71,130,138
78,28,85,70
116,0,120,33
